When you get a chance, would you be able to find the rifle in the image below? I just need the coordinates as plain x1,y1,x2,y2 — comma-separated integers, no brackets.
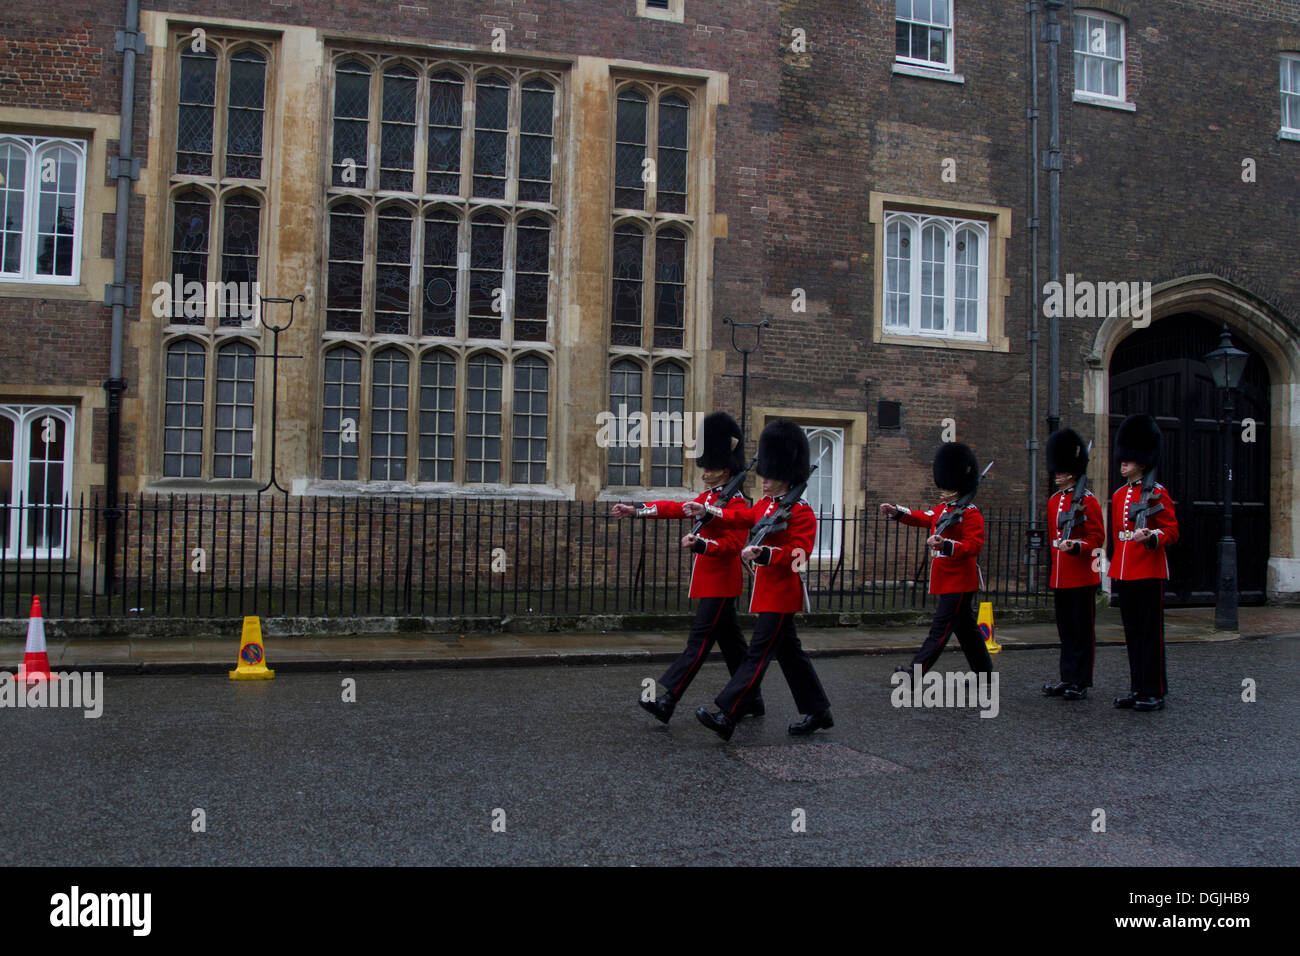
933,460,995,538
1127,466,1164,550
1056,441,1094,548
910,460,993,582
690,454,757,536
742,446,827,570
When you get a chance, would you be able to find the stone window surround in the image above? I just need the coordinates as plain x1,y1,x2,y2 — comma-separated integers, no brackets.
869,192,1011,353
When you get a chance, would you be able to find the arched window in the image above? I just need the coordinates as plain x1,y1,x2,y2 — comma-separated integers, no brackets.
213,341,256,479
651,362,685,487
226,49,267,179
882,211,988,340
512,355,549,484
171,190,211,322
219,194,260,325
0,407,75,556
884,218,912,330
614,89,648,210
468,211,505,338
0,137,87,284
418,350,456,482
370,349,410,480
332,60,372,187
607,359,643,486
514,215,551,342
473,74,510,199
653,227,686,348
327,201,366,332
465,354,503,483
518,78,555,203
380,64,418,191
801,425,844,560
427,71,464,195
656,94,689,214
375,205,413,334
322,346,362,480
611,223,645,347
163,340,207,478
177,46,217,175
421,209,459,336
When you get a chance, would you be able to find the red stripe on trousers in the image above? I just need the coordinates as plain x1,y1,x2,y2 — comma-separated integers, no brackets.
728,613,785,716
673,599,726,696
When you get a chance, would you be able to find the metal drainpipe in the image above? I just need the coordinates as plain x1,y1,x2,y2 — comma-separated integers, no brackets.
1044,0,1064,436
104,0,141,596
1026,0,1042,587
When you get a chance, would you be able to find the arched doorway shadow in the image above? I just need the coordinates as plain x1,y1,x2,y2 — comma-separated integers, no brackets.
1083,275,1300,605
1108,317,1270,605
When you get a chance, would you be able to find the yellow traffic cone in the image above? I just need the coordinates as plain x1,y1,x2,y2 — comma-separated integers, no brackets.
228,616,275,680
978,601,1001,654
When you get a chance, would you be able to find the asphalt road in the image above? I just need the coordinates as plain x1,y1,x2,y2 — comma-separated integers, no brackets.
3,637,1297,866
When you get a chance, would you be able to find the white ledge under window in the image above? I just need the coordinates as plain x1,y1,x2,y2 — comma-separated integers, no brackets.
892,62,965,84
292,479,573,499
1073,91,1136,112
1279,128,1300,142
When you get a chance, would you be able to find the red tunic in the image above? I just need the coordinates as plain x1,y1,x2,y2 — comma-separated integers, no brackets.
1047,487,1106,589
637,488,748,598
710,496,816,613
896,502,983,595
1108,480,1179,581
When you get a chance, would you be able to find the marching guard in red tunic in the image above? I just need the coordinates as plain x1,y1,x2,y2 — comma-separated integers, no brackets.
1108,414,1179,712
1043,428,1106,700
609,412,763,723
687,420,832,741
880,442,993,677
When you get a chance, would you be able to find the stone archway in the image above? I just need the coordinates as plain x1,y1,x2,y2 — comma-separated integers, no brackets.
1083,275,1300,604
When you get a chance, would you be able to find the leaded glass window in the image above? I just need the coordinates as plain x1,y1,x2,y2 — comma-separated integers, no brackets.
511,355,548,484
381,65,418,191
427,71,464,195
468,212,505,339
518,78,554,203
611,224,644,347
322,346,362,480
225,50,266,179
465,354,503,483
177,47,217,176
163,340,206,478
473,74,509,199
421,210,459,337
333,60,371,187
614,89,648,211
656,95,689,214
375,205,413,335
213,341,256,479
651,362,685,487
418,350,456,481
653,227,686,349
370,348,409,480
219,194,260,325
607,360,643,486
327,201,366,332
514,216,550,342
172,190,210,323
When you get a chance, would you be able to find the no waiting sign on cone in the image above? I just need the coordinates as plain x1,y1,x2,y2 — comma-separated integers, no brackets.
15,596,59,683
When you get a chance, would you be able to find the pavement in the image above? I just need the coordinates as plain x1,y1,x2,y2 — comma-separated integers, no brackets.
2,603,1296,674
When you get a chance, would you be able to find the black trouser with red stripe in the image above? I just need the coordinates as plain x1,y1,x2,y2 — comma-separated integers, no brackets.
911,590,993,675
1113,578,1167,697
1052,585,1097,687
714,611,829,717
659,596,757,701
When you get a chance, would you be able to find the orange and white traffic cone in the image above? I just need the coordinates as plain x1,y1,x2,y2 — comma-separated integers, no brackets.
14,596,58,683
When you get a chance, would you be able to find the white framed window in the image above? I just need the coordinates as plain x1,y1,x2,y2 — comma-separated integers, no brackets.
638,0,684,23
1281,54,1300,136
0,135,87,285
0,404,75,558
883,211,988,340
895,0,954,73
801,426,844,560
1073,11,1125,102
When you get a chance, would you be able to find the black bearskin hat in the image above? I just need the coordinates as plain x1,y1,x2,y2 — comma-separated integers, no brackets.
756,419,810,485
1046,428,1089,476
696,412,745,475
1114,414,1161,468
933,442,979,495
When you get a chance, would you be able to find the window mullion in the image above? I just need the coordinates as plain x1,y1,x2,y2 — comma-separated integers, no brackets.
503,218,517,344
413,71,430,196
214,49,229,184
358,346,373,478
944,224,956,336
646,90,659,215
909,229,920,334
506,74,519,206
453,351,466,484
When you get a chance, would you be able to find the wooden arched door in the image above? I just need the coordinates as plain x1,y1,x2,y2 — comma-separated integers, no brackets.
1109,315,1270,605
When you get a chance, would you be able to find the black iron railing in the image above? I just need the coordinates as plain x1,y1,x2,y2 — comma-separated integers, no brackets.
0,494,1051,619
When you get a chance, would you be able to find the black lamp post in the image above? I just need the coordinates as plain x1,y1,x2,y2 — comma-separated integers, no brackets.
1203,325,1249,631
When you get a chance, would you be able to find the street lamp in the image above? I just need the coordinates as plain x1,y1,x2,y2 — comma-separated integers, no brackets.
1203,325,1248,631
